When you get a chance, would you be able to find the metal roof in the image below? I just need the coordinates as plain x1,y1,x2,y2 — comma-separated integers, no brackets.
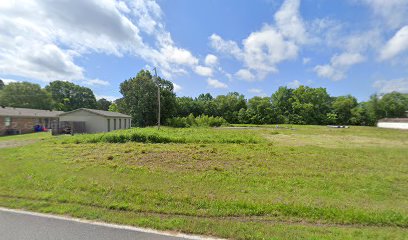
378,118,408,123
58,108,131,118
0,107,62,118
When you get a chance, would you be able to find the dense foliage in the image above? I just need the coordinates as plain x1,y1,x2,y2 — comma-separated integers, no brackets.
174,87,408,126
0,70,407,127
45,80,97,111
0,82,52,110
166,114,229,128
96,98,112,111
118,70,176,127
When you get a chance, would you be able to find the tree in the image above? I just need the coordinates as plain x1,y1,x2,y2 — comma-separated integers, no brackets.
196,93,217,116
213,92,246,123
96,98,112,111
45,80,97,111
245,96,275,124
0,82,52,109
120,70,176,127
176,97,199,117
0,79,4,90
331,95,358,124
271,87,294,123
350,102,375,126
290,86,332,124
378,92,408,118
108,102,119,112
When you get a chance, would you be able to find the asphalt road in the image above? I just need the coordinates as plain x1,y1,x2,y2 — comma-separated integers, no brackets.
0,208,210,240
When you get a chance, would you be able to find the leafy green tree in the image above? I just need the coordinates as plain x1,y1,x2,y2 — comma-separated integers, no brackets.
120,70,176,127
213,92,246,123
108,102,119,112
196,93,217,116
0,82,52,109
378,92,408,118
290,86,332,124
326,113,338,125
331,95,358,124
0,79,4,90
45,81,97,111
350,102,376,126
271,87,293,123
176,97,200,117
245,96,275,124
96,98,112,111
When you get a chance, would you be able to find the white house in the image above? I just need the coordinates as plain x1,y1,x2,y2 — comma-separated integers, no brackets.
58,108,132,133
377,118,408,130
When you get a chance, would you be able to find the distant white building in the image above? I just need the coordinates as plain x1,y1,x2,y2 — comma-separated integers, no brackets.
377,118,408,130
58,108,132,133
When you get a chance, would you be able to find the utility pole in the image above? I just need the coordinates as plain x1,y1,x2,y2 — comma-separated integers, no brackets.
153,67,160,130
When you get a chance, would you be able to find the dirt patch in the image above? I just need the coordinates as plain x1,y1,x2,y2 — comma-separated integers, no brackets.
0,139,38,149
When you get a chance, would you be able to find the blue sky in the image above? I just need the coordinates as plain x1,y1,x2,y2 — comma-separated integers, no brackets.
1,0,408,101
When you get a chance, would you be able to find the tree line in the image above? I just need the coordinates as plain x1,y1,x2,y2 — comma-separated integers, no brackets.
0,79,112,111
1,70,407,127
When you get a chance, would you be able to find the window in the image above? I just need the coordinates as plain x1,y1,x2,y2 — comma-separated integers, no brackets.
114,119,117,130
119,119,122,129
4,117,11,127
107,119,111,132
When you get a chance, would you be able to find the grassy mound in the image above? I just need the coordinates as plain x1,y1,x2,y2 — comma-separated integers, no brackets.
59,127,264,144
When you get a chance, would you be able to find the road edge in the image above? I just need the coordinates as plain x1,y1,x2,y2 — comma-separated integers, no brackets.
0,207,224,240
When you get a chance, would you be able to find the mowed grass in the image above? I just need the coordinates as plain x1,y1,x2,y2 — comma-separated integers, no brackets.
0,126,407,239
0,131,51,142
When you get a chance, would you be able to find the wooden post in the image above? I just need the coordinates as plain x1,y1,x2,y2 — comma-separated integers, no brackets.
153,67,160,130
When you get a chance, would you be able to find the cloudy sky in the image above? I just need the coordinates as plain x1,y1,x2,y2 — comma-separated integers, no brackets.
1,0,408,101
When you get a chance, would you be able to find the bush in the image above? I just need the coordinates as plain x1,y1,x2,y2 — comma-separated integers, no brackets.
58,127,263,144
166,114,229,128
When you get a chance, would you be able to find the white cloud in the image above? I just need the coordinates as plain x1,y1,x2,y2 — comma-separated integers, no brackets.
83,79,110,86
209,0,307,80
194,65,213,77
235,69,256,81
331,52,366,67
204,54,218,66
359,0,408,29
0,0,200,83
207,78,228,89
0,78,19,84
380,25,408,60
302,58,311,64
314,65,343,81
248,88,262,94
373,78,408,94
95,95,119,101
209,34,243,59
128,0,162,34
287,80,301,88
314,52,365,81
248,88,267,97
243,25,298,75
274,0,308,44
173,82,182,93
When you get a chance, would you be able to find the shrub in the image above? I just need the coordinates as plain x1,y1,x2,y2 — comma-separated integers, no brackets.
166,114,229,128
57,127,263,144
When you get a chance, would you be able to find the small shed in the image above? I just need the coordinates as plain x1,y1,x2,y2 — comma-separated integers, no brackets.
58,108,132,134
377,118,408,130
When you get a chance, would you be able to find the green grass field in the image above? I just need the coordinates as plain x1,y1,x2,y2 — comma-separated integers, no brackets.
1,126,407,239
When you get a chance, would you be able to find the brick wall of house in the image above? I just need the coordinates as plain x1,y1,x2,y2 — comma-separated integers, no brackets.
0,116,58,136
